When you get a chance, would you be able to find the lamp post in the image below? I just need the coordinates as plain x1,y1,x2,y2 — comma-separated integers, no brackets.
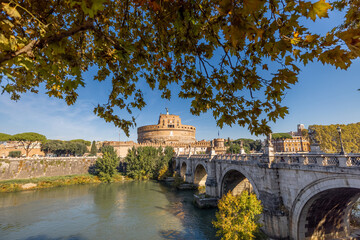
337,126,346,155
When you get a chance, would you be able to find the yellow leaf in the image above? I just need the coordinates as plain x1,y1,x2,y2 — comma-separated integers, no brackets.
0,34,9,45
290,37,301,45
308,0,332,21
290,31,301,45
2,3,21,19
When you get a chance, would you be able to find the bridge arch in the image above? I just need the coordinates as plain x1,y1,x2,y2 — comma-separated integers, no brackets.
219,166,260,198
193,163,207,186
180,161,187,181
291,177,360,239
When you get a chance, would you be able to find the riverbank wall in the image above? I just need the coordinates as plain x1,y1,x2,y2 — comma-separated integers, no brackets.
0,157,97,180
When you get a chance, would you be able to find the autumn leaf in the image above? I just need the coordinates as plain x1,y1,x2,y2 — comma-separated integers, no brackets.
2,3,21,19
308,0,332,21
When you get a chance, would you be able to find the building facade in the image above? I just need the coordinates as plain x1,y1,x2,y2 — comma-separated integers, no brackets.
272,124,311,153
0,141,44,158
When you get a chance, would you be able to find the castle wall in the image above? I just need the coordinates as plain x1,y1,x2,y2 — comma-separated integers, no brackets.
0,157,97,180
102,140,219,158
138,126,196,143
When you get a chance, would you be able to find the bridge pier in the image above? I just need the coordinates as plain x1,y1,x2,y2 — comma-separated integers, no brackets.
185,172,193,183
205,177,217,196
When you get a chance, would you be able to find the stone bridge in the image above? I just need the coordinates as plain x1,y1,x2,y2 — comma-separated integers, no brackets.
174,151,360,239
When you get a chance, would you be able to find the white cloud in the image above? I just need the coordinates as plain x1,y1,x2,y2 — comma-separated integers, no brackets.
0,93,124,141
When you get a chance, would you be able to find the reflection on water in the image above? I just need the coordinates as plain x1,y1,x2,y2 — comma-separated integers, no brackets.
0,181,218,240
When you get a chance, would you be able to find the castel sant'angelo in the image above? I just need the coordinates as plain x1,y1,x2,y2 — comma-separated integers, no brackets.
102,109,226,158
137,108,196,144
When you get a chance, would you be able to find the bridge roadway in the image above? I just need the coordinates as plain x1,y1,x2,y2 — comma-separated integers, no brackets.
174,151,360,239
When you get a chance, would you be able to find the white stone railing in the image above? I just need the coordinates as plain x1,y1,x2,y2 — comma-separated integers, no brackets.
273,153,360,167
182,153,360,168
188,154,212,159
215,153,265,162
2,156,98,161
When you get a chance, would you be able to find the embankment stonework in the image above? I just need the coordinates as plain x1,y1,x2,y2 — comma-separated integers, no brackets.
0,157,97,180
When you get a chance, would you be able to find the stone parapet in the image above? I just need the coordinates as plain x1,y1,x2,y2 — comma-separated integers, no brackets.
0,157,97,180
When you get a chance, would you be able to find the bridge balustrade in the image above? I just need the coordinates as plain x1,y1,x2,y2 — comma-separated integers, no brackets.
190,154,211,159
350,156,360,166
214,153,265,162
271,154,360,168
305,156,318,165
179,153,360,168
323,156,339,166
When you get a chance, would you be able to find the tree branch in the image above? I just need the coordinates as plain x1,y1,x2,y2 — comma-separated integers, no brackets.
0,21,94,65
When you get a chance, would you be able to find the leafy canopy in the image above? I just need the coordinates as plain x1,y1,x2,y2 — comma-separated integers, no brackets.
11,132,47,142
0,133,11,141
10,132,46,156
1,0,359,136
272,133,293,139
41,139,88,156
125,146,174,180
70,139,91,146
227,138,262,153
309,122,360,153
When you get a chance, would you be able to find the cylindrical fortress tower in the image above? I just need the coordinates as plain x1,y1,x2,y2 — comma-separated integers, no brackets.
137,111,196,144
214,138,225,148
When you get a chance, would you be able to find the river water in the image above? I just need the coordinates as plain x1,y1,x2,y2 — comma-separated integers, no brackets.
0,181,218,240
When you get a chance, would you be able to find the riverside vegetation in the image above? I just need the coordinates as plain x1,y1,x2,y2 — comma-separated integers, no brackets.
0,174,122,193
125,146,174,180
0,145,265,239
0,145,174,192
0,145,124,192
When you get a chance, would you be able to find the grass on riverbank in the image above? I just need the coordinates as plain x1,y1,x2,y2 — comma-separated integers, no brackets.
0,173,125,193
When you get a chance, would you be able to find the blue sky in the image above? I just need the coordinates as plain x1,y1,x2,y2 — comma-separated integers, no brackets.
1,10,359,142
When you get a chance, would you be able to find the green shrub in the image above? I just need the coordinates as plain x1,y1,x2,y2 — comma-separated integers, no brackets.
8,151,21,158
95,146,119,182
125,146,174,180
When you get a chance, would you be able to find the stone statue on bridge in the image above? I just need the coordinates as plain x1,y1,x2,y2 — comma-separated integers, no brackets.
266,133,273,147
308,128,320,144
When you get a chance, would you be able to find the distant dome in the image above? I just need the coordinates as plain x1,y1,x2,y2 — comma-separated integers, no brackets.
137,113,196,144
